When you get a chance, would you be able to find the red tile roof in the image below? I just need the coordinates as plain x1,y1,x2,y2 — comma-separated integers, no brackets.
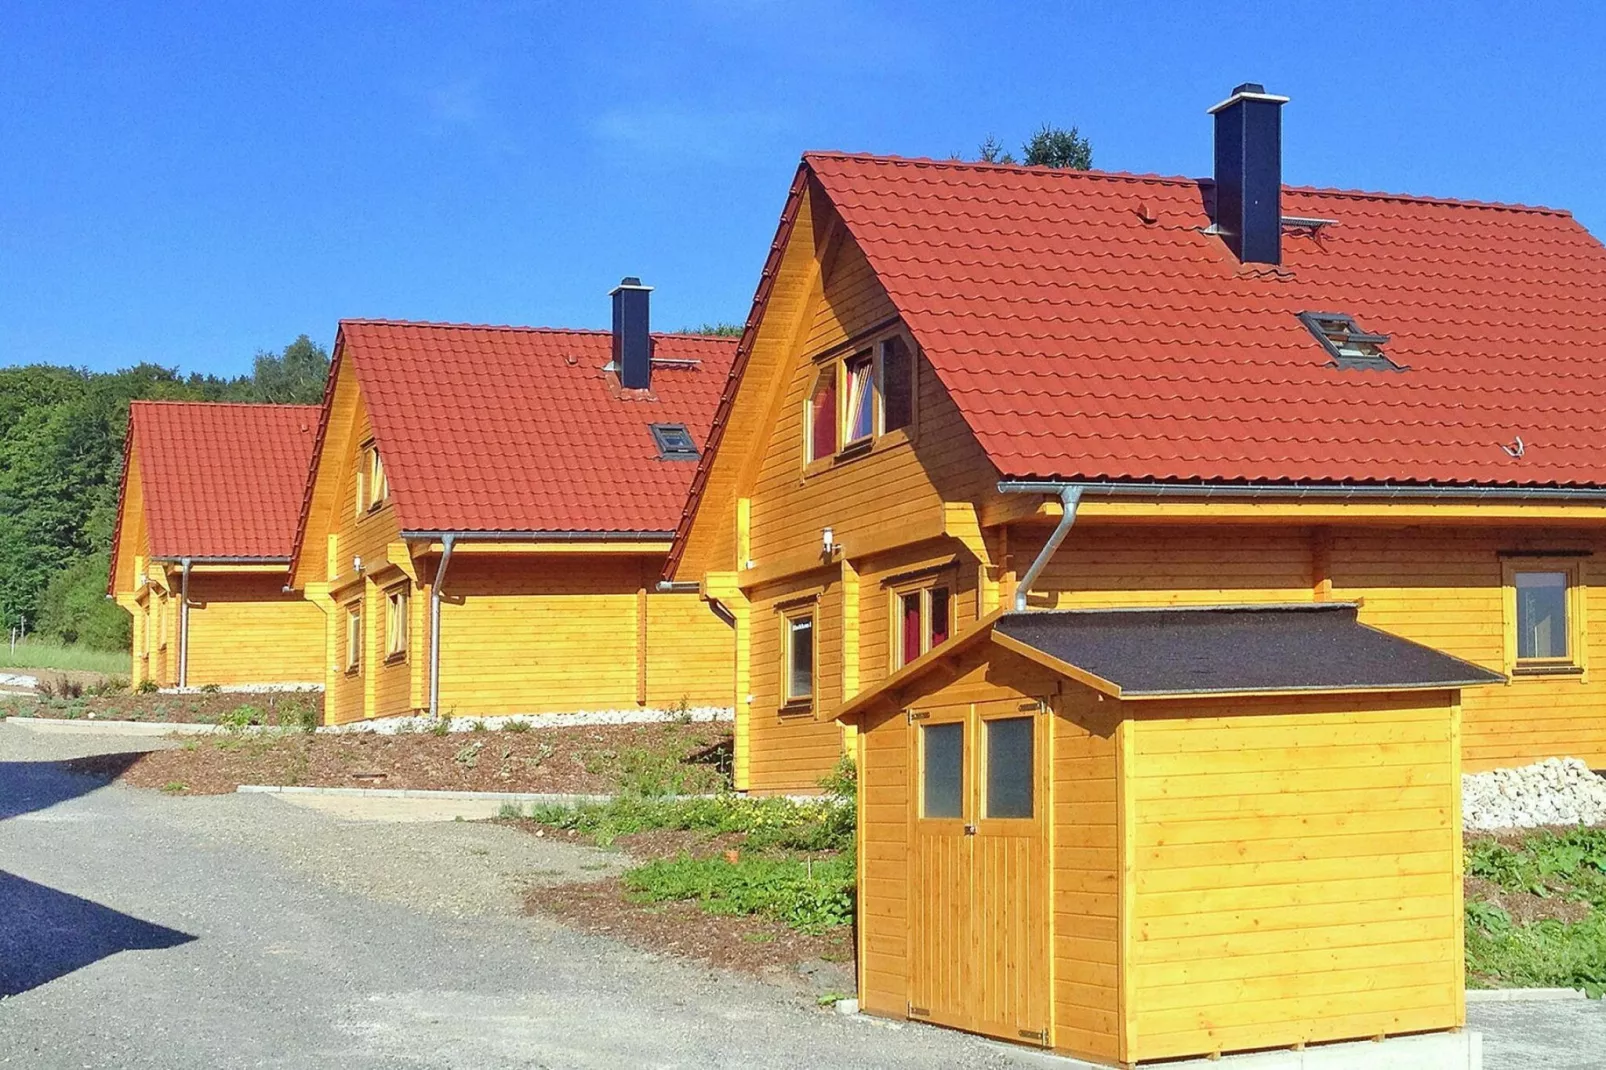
121,400,320,561
330,322,738,535
805,152,1606,487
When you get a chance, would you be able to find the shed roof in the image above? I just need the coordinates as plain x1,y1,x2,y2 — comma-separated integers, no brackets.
837,603,1503,719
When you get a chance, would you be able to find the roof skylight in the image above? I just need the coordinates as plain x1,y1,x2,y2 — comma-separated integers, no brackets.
649,423,700,461
1298,312,1401,372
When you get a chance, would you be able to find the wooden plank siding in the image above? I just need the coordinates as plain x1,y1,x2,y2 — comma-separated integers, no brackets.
433,555,732,718
182,572,323,686
1051,687,1121,1063
732,213,997,792
1020,521,1606,770
1122,691,1462,1062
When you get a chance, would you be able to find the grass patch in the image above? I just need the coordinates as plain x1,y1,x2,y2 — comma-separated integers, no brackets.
0,638,126,675
624,854,854,934
1466,827,1606,996
526,793,853,853
520,757,857,936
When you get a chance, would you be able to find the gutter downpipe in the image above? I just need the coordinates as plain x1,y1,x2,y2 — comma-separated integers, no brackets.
1004,485,1085,612
657,579,737,626
428,535,456,719
178,557,192,687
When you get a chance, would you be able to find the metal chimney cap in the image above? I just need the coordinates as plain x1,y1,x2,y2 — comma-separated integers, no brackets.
610,276,654,294
1207,84,1291,115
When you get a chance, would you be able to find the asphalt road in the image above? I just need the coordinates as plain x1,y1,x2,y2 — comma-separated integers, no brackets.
3,722,1603,1069
0,724,1026,1070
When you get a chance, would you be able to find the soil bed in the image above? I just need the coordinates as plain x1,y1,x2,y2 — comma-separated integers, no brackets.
530,877,854,994
64,722,731,796
2,689,323,725
514,820,854,995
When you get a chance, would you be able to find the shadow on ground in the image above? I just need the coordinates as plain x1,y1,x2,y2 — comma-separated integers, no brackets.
0,871,196,996
0,752,145,821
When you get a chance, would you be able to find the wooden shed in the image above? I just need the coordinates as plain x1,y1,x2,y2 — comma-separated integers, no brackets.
835,603,1502,1066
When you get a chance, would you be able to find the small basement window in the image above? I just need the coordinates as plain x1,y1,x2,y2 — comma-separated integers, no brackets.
649,423,700,461
1298,312,1400,371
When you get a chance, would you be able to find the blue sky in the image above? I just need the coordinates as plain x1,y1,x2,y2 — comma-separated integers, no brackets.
3,1,1603,377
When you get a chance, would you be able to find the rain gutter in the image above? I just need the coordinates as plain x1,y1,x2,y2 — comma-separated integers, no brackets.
996,478,1606,613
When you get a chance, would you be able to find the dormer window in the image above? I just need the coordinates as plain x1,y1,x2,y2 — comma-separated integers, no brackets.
650,423,700,461
1299,312,1400,371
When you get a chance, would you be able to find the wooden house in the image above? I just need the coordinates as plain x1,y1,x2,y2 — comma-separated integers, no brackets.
667,83,1606,799
286,283,739,724
109,400,324,688
836,602,1500,1063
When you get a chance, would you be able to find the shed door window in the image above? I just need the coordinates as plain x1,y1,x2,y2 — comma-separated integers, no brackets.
921,721,964,818
984,717,1034,819
784,612,814,705
1516,571,1570,661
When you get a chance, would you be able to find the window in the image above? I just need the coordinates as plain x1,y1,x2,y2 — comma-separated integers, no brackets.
344,603,362,673
385,586,409,660
365,443,388,511
649,423,700,460
985,717,1034,818
803,330,917,470
806,370,837,462
895,582,953,668
1516,571,1570,662
844,351,876,445
881,336,913,432
1298,311,1400,371
921,721,964,819
783,610,815,708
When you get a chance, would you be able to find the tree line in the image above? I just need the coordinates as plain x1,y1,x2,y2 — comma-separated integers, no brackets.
0,336,330,650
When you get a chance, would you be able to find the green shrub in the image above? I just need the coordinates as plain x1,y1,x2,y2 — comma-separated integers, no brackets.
503,719,531,733
1468,828,1606,906
136,678,159,694
199,682,222,694
430,715,453,737
219,704,265,729
625,853,855,933
1467,903,1606,996
284,701,318,733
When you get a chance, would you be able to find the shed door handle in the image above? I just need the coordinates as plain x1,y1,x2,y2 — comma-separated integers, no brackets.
963,824,977,835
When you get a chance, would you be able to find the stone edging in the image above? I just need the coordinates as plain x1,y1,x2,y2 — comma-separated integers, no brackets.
236,784,616,805
1465,986,1589,1003
3,716,246,736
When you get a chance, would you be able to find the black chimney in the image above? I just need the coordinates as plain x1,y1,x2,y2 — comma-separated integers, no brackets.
611,277,653,390
1209,83,1289,265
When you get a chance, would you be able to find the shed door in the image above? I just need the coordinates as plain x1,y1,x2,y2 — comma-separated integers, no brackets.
907,698,1049,1044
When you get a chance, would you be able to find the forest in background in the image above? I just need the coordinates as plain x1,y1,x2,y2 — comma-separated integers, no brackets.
0,336,330,652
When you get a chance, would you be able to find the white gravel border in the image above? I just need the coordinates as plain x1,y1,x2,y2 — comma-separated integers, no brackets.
4,706,736,737
321,707,734,733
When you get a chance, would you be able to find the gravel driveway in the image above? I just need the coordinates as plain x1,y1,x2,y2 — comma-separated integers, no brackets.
3,722,1600,1070
0,724,1031,1070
